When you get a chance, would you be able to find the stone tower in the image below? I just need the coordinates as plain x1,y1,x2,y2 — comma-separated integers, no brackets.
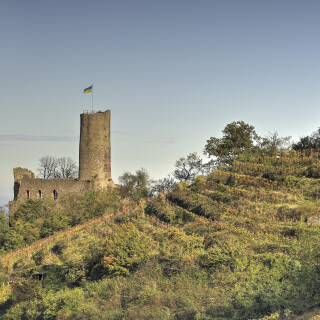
79,110,112,187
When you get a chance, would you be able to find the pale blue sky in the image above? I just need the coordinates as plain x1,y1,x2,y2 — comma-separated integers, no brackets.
1,0,320,206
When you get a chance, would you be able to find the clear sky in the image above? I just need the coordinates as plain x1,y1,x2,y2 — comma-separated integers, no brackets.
1,0,320,207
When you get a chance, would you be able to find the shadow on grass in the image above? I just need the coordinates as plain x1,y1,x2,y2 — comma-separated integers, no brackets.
0,299,13,317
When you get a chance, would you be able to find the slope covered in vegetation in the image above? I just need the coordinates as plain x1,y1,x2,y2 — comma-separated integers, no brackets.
2,151,320,319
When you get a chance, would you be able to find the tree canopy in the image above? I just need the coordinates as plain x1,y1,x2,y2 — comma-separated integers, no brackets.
258,131,291,157
204,121,259,166
118,168,152,202
292,128,320,150
173,152,214,182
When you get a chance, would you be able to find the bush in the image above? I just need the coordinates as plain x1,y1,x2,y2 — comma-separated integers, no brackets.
166,189,219,220
32,250,45,266
42,265,65,292
145,196,195,224
277,203,320,222
51,239,68,255
159,231,203,276
206,190,232,204
42,287,86,319
200,247,235,271
11,279,42,302
2,300,42,320
103,223,153,276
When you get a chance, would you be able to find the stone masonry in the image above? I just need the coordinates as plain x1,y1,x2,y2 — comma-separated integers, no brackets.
9,110,113,220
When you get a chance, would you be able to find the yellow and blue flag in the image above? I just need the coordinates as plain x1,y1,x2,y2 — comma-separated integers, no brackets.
83,85,93,94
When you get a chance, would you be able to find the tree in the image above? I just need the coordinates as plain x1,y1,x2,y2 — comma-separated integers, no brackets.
37,156,78,179
258,131,291,156
204,121,259,166
57,157,78,178
0,208,10,254
173,153,203,182
173,152,213,182
38,156,58,178
292,128,320,150
151,175,177,194
118,168,152,202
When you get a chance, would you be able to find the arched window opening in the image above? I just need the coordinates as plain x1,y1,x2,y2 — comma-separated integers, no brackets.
39,190,43,198
14,182,20,200
26,190,30,199
53,190,58,200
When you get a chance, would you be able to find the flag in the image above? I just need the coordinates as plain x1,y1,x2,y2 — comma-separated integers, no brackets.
83,85,93,94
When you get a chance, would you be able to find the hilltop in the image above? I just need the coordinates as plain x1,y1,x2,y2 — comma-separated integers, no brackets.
1,151,320,319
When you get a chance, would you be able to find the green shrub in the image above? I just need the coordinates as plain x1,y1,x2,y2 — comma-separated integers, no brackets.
11,279,42,302
159,230,203,276
3,301,30,320
42,288,85,319
51,239,68,255
32,250,45,266
145,195,195,224
200,246,235,271
42,265,65,292
206,190,232,203
277,203,320,222
226,174,236,186
304,162,320,178
72,302,105,320
103,223,153,276
166,189,219,220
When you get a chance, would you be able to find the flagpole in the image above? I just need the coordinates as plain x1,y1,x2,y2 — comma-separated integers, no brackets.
92,83,94,113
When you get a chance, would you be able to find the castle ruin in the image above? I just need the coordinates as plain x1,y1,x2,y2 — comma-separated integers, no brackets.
9,110,113,219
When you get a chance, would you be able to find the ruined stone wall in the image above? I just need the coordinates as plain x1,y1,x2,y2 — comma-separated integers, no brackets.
13,167,35,181
79,110,112,187
9,167,102,221
14,172,96,202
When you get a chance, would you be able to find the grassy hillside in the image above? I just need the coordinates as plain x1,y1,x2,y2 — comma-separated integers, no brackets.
2,151,320,319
